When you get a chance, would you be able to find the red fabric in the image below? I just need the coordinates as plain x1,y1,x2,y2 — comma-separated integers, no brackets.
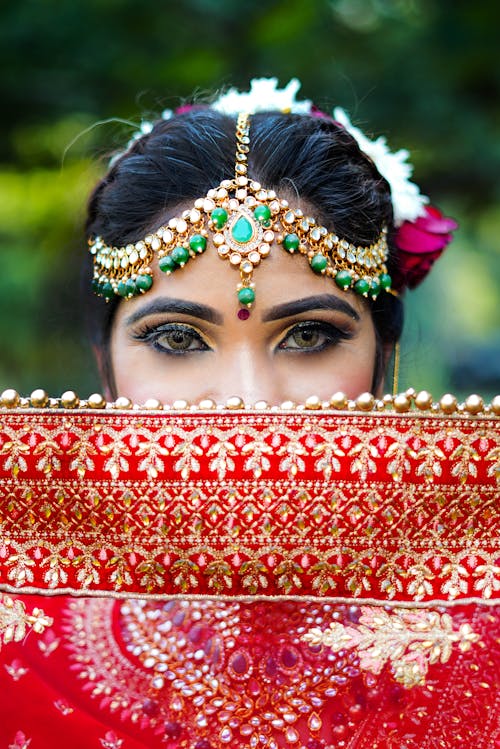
1,595,499,748
0,410,498,604
1,410,499,747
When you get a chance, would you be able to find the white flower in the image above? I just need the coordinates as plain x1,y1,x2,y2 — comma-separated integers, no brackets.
110,76,427,230
333,107,428,226
213,77,312,116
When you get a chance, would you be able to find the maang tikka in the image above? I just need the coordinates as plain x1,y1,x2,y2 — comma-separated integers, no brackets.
89,112,393,316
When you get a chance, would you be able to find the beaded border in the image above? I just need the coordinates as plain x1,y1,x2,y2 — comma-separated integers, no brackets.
1,388,499,417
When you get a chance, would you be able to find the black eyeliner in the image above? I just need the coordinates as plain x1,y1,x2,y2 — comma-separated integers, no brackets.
131,322,211,355
277,320,354,354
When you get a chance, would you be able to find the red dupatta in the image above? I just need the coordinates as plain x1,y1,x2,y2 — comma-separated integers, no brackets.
0,404,498,605
0,402,499,749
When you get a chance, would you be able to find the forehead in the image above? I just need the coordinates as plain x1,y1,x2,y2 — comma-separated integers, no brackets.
113,235,369,323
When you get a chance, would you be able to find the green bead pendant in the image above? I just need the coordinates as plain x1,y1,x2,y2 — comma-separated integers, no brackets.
335,270,353,290
189,234,207,254
354,279,370,297
117,280,129,297
380,273,392,290
310,254,328,273
211,207,228,229
253,204,271,225
159,255,177,274
123,278,137,297
101,281,115,299
283,233,300,252
171,246,190,266
370,277,381,298
237,287,255,306
136,274,153,292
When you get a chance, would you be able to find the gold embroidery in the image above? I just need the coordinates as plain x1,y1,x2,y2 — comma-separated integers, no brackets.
0,593,52,647
0,410,498,602
302,607,480,688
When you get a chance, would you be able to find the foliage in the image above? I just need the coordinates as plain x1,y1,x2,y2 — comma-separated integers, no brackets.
0,0,499,397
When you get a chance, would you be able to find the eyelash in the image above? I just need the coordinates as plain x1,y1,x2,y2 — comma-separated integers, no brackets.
132,320,353,356
278,321,353,353
132,323,210,355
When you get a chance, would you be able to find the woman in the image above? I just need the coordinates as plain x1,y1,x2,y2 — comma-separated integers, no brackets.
0,79,498,749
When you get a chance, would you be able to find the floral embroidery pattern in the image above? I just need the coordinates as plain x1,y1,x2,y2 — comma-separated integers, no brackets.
60,597,499,749
0,593,52,648
0,410,498,603
302,606,480,688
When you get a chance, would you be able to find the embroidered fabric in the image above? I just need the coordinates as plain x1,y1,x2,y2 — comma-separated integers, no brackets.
0,409,498,604
0,595,499,748
0,408,499,748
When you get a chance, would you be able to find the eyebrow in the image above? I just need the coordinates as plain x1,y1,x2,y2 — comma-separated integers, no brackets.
124,298,224,326
262,294,361,322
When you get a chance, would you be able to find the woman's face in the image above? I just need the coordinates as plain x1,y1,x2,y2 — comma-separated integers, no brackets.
110,239,379,405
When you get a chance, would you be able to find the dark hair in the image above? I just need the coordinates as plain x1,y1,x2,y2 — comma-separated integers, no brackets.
84,109,403,394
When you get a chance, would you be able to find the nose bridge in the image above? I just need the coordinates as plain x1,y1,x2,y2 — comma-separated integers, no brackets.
215,343,280,406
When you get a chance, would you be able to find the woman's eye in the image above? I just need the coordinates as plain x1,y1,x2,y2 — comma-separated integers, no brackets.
278,322,351,352
134,324,209,354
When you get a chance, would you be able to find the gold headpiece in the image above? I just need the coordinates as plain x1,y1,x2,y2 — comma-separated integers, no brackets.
89,113,392,315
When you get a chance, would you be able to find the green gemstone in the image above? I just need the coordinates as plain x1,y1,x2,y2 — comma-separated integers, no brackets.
136,274,153,292
370,277,381,298
101,281,115,299
159,255,177,273
171,246,190,266
310,254,328,273
283,233,300,252
189,234,207,254
354,279,370,297
254,204,271,225
237,287,255,306
335,270,353,289
125,278,137,296
117,280,129,297
231,215,254,244
380,273,392,290
211,207,228,229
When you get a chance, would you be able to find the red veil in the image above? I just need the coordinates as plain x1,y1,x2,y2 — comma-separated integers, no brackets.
1,405,499,748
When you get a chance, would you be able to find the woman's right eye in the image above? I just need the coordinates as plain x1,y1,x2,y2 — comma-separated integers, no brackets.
133,323,210,355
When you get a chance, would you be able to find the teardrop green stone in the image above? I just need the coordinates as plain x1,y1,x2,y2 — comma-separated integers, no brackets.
231,215,254,244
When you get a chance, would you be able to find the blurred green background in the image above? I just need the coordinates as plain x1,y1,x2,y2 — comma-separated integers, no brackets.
1,0,499,400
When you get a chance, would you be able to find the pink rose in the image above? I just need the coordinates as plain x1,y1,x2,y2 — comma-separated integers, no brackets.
393,205,458,290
